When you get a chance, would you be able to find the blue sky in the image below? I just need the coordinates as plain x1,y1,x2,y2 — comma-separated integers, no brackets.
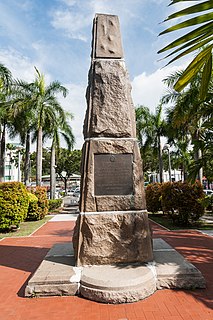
0,0,192,149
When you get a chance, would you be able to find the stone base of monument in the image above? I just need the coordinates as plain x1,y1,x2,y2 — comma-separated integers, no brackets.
25,239,206,303
25,244,80,297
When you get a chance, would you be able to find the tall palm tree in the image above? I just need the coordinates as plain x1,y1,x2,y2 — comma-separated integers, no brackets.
161,69,212,181
22,67,68,186
8,80,35,185
44,111,75,199
164,107,191,181
0,63,13,182
158,0,213,99
136,104,166,182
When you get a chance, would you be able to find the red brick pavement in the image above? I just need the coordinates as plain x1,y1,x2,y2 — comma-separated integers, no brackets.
0,219,212,320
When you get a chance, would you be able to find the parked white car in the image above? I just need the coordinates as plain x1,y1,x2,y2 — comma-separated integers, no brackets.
67,186,80,196
203,189,213,196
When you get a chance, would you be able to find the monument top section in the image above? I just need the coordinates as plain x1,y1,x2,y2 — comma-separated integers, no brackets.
92,14,124,59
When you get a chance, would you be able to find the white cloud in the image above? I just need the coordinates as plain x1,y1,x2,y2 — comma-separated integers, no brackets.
58,83,86,149
61,0,77,6
0,48,52,84
0,47,85,149
0,48,35,82
131,63,188,114
50,0,148,41
50,8,90,41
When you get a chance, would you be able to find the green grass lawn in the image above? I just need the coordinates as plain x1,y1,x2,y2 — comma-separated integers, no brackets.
148,212,213,230
0,216,52,239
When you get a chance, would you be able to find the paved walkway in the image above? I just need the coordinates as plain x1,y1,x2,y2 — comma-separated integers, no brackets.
0,215,212,320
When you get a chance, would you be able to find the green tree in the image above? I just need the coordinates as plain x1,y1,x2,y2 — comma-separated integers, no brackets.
158,0,213,99
0,63,13,182
56,149,81,192
135,105,166,182
6,79,35,186
161,69,213,181
44,112,75,199
21,67,68,186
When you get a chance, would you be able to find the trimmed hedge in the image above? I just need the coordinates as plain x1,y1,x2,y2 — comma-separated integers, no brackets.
26,193,39,221
145,183,162,213
146,181,205,226
0,182,29,231
28,187,49,220
48,199,63,212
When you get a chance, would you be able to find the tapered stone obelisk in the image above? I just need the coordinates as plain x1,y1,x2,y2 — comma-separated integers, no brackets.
73,14,153,266
24,15,205,304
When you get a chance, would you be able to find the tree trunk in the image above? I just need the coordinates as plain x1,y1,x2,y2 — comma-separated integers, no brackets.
24,131,30,185
50,142,56,200
197,149,203,182
0,123,6,182
183,164,188,181
36,126,43,186
194,129,203,182
157,134,164,183
64,177,67,194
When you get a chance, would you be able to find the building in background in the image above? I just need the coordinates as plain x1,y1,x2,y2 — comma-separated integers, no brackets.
4,143,23,182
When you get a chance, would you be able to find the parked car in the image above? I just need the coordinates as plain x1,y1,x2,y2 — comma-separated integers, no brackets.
73,189,80,198
67,188,75,196
72,188,80,204
203,189,213,196
46,190,62,199
67,186,80,196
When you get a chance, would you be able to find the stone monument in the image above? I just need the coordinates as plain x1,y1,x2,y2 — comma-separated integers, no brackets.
73,13,153,266
25,14,206,304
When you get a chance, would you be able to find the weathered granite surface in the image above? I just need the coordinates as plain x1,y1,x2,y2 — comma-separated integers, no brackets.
83,60,136,139
80,264,156,304
73,211,153,266
74,13,153,266
92,14,123,59
25,240,206,303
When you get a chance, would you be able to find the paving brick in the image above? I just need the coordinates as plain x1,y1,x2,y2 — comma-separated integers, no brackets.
0,219,212,320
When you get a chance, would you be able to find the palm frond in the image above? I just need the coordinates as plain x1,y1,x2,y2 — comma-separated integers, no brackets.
158,1,213,98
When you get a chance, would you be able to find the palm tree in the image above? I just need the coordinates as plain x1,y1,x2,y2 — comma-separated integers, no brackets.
21,67,68,186
161,69,212,181
158,0,213,99
0,63,13,182
44,111,75,199
7,87,33,185
135,104,166,182
164,107,191,181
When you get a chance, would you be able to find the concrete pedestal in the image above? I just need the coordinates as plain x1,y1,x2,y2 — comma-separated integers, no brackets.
25,239,205,303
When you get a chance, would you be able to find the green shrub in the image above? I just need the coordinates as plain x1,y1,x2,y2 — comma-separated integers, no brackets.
161,181,205,226
26,193,39,221
28,187,49,220
48,199,63,212
0,182,29,231
145,183,162,213
199,194,213,213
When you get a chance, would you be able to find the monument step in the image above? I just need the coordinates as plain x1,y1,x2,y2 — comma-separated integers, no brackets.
60,207,79,213
25,239,205,303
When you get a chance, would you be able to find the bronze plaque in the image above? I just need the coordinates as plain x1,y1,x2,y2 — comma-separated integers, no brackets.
94,153,133,196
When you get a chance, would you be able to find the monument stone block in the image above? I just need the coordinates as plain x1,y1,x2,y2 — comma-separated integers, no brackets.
93,14,123,58
73,13,153,266
24,13,206,304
